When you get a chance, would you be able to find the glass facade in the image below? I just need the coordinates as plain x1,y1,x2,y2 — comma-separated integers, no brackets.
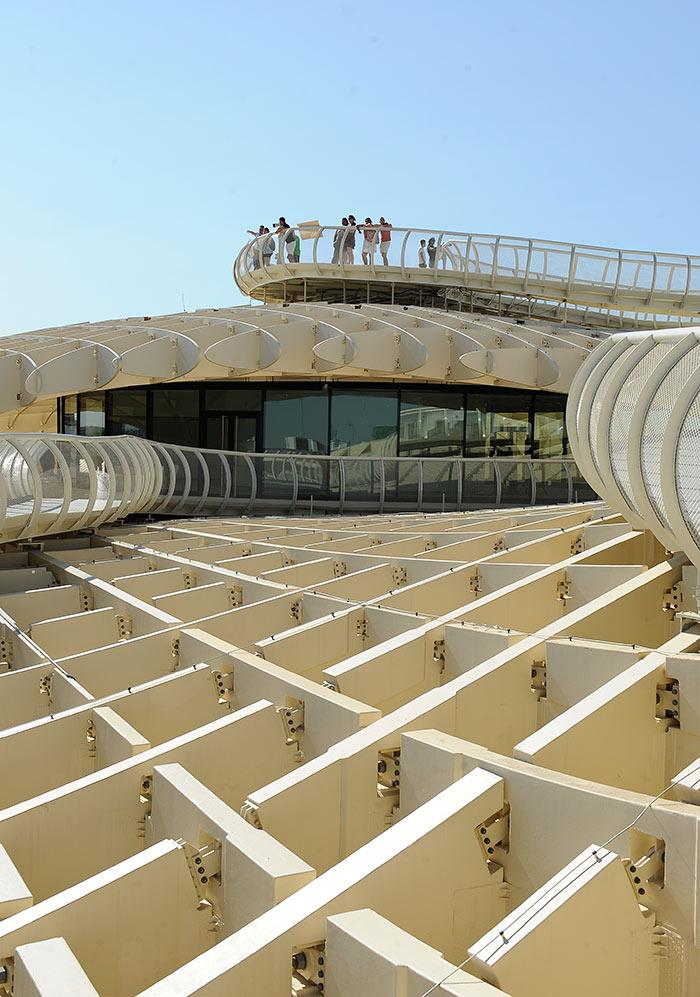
78,393,105,437
331,390,398,456
58,382,573,459
534,394,569,457
109,389,147,437
152,388,199,447
399,391,464,456
63,395,78,435
466,392,531,458
264,390,328,453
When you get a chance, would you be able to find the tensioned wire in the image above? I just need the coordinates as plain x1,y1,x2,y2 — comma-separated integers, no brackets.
418,778,677,995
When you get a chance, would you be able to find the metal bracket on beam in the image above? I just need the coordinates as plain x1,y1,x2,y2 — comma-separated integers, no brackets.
137,773,153,839
531,659,547,700
391,565,407,587
655,678,680,729
212,669,234,705
475,803,511,871
662,583,683,619
624,839,665,908
115,613,133,640
278,699,305,744
227,585,243,608
556,577,572,603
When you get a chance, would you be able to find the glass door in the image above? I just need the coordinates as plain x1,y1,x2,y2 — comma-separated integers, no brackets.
233,415,257,452
206,414,259,452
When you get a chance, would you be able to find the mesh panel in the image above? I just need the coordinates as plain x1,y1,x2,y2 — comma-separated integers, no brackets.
589,349,632,475
463,460,497,508
422,460,459,506
533,460,570,504
499,460,534,505
609,343,673,506
676,394,700,549
642,344,700,528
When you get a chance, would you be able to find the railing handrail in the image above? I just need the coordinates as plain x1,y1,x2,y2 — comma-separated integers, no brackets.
239,225,700,263
0,434,595,542
234,224,700,324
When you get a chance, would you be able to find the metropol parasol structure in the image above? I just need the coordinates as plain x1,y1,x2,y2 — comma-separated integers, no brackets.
0,226,698,994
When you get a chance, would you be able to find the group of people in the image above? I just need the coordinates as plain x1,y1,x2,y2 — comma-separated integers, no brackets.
246,218,299,267
247,216,438,269
331,216,392,266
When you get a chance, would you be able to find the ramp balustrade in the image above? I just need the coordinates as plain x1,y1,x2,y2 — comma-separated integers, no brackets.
235,225,700,324
0,434,594,542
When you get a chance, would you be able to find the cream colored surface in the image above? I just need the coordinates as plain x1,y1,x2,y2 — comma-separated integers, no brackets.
0,502,696,994
0,303,598,432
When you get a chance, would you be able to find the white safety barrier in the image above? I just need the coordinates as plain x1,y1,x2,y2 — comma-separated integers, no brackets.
0,435,594,542
235,225,700,325
567,328,700,565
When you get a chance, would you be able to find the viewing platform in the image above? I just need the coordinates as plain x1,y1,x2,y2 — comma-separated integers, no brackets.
234,224,700,329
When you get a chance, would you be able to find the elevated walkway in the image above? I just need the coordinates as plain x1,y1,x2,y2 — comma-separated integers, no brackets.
235,225,700,329
0,434,594,542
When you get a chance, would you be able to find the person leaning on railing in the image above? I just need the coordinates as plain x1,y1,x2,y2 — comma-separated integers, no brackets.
275,216,299,263
345,216,359,263
360,217,378,264
246,224,265,269
378,217,391,266
247,224,274,269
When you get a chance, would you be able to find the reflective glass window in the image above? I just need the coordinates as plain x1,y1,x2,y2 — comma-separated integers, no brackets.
399,391,464,456
63,395,78,434
264,390,328,453
330,390,398,456
205,388,262,412
534,394,567,457
152,388,200,447
109,389,147,437
79,393,105,437
466,392,531,457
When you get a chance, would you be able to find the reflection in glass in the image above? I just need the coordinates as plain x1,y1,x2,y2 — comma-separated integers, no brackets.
109,389,147,437
205,388,262,412
466,393,530,457
152,389,199,447
263,390,328,453
79,393,105,437
534,395,568,457
399,391,464,456
63,396,78,434
330,391,398,456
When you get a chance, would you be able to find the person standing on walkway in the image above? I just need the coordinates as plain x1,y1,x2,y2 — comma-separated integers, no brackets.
418,239,427,267
275,217,296,263
345,215,359,263
332,218,349,264
427,237,437,268
262,227,274,266
361,217,378,264
246,224,266,268
378,217,392,266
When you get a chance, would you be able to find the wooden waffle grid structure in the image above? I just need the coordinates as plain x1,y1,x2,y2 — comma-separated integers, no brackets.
0,504,697,995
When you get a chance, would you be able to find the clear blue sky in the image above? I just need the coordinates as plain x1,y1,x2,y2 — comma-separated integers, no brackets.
2,0,699,335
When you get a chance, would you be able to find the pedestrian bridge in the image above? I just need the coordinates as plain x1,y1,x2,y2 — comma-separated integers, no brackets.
235,224,700,328
0,434,593,543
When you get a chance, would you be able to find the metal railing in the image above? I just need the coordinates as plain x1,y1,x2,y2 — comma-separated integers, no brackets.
0,434,596,543
234,224,700,322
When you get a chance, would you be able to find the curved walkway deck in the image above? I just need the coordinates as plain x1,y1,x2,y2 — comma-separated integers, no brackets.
235,225,700,327
0,434,594,542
